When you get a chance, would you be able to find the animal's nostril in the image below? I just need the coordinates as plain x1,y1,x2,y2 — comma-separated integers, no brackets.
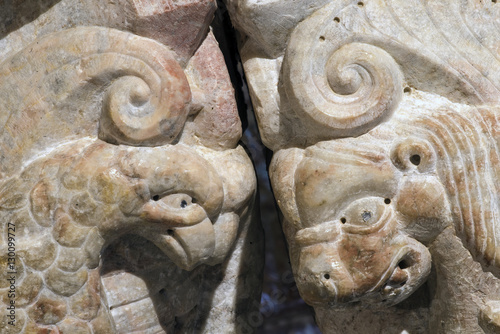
153,195,160,201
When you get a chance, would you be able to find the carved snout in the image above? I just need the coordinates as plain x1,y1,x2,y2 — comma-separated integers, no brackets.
294,242,357,307
294,235,431,308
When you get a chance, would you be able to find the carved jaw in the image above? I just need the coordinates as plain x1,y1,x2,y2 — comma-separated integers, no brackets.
293,202,432,308
137,195,241,271
322,241,430,309
375,239,431,306
139,193,218,271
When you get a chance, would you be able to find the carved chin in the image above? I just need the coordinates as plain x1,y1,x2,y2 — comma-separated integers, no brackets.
149,218,216,271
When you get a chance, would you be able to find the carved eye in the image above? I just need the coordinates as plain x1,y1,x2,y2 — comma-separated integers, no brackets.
339,197,389,234
391,137,436,173
152,193,195,209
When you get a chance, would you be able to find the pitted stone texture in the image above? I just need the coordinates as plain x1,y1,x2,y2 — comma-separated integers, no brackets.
131,0,217,64
0,0,216,64
224,0,330,58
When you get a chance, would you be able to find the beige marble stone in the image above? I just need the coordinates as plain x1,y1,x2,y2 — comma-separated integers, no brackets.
228,0,500,332
0,1,262,333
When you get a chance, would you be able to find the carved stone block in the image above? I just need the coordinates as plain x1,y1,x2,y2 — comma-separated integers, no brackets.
0,1,262,333
227,0,500,332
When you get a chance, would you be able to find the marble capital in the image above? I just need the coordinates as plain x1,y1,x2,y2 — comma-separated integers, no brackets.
227,0,500,332
0,1,262,333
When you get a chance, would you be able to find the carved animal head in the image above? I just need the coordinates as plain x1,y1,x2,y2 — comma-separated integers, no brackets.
20,140,250,272
0,26,254,272
271,94,500,308
236,0,500,310
276,135,443,307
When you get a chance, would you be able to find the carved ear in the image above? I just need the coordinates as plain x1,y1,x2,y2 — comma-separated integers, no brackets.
276,1,500,146
0,26,191,176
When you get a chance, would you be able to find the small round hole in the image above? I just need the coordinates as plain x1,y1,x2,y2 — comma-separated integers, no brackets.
357,1,364,7
398,259,410,269
152,195,160,201
180,200,188,208
324,273,330,279
403,87,411,94
493,0,497,3
340,217,347,224
319,36,325,41
334,17,340,23
384,198,391,205
410,154,421,166
167,229,174,236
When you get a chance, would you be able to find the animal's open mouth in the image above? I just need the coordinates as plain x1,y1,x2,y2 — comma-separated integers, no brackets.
379,257,412,302
149,218,216,271
369,245,430,307
137,192,218,270
328,245,430,309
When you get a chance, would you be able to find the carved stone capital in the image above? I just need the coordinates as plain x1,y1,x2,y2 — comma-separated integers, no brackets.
228,0,500,332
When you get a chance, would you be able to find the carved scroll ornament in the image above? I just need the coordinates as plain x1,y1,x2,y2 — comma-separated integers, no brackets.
229,0,500,332
0,25,257,333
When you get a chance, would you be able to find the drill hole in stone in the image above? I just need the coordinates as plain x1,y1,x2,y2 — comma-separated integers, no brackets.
340,217,347,224
180,200,188,208
384,198,391,204
334,17,340,23
357,1,364,7
324,273,330,279
361,211,372,222
152,195,160,201
404,87,411,94
410,154,421,166
398,259,410,269
167,229,174,236
319,36,325,41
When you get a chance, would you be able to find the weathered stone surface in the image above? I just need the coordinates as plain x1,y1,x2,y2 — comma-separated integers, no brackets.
0,0,262,333
228,0,500,332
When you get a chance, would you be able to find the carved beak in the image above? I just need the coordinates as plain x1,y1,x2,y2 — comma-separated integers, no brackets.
124,146,224,270
149,218,216,270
